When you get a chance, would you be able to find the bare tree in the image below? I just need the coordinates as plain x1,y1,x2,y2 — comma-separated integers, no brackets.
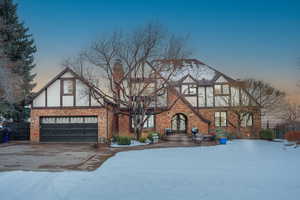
63,23,190,139
219,79,285,137
279,101,300,123
245,79,285,114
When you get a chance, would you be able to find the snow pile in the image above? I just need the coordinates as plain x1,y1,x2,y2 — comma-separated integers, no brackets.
0,140,300,200
110,140,150,147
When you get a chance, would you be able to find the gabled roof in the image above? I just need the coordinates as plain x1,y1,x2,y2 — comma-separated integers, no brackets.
32,67,104,102
167,87,211,124
148,61,211,124
159,59,236,86
156,58,261,108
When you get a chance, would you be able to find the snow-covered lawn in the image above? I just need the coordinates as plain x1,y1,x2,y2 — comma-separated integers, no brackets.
1,140,299,200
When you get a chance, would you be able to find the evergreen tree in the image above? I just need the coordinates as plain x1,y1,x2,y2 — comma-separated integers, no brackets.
0,0,36,121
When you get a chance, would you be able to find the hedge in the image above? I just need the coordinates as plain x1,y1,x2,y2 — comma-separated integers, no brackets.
260,129,275,140
285,131,300,142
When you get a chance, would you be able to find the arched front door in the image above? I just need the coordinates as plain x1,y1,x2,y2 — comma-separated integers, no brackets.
171,113,187,134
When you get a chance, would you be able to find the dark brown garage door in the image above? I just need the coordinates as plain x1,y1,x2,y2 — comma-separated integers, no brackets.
40,116,98,142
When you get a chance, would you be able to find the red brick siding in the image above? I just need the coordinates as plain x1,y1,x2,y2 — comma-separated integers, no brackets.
115,90,261,138
156,91,209,136
199,108,261,138
116,114,156,138
117,114,131,137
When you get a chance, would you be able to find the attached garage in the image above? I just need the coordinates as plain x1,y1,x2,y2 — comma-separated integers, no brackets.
40,116,98,142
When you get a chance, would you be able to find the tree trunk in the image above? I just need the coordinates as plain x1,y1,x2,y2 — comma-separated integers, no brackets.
236,122,242,138
134,126,142,140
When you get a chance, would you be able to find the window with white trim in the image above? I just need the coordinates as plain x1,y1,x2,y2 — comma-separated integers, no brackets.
215,112,227,127
131,114,155,129
241,113,253,127
63,79,74,95
214,84,229,95
182,84,197,95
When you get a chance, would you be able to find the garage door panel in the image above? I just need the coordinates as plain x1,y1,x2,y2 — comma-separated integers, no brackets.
40,116,98,142
41,136,97,142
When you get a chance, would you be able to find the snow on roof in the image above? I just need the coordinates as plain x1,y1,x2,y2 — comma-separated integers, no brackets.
159,59,217,83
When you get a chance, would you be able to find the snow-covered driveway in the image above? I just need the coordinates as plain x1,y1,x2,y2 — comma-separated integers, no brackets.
0,140,299,200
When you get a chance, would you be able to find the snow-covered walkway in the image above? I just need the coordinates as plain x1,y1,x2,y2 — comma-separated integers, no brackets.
0,140,299,200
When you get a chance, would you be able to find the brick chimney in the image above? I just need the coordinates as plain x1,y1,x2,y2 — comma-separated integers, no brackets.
112,59,124,97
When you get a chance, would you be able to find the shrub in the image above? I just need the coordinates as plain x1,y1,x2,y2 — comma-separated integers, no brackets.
260,129,275,140
226,132,237,140
147,132,160,141
215,128,225,134
215,128,227,139
112,135,119,143
138,137,147,143
116,136,131,145
285,131,300,142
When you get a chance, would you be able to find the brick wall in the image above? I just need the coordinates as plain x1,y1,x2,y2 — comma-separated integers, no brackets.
156,91,209,136
30,107,113,143
199,108,261,138
117,114,156,138
114,90,261,139
117,114,131,136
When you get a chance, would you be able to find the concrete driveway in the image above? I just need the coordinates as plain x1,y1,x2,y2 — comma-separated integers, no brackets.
0,143,110,172
0,140,213,172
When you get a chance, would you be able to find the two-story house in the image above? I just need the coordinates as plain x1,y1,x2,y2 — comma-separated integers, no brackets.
30,59,261,143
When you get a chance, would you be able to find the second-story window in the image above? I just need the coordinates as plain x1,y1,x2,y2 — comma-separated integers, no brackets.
63,79,74,95
182,84,197,95
214,84,229,95
188,84,197,95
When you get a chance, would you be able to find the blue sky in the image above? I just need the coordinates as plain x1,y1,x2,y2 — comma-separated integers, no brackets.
15,0,300,100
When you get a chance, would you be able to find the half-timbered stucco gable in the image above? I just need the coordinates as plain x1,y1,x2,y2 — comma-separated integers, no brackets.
32,68,103,108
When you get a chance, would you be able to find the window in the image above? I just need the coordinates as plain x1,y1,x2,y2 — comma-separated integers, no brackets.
222,84,230,94
144,115,154,128
182,84,197,95
241,113,253,127
85,117,98,123
214,85,222,95
188,84,197,95
206,87,214,107
198,87,205,107
131,114,155,129
40,116,98,124
41,117,56,124
70,117,84,123
214,84,229,95
63,79,74,95
56,117,70,124
215,112,227,127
